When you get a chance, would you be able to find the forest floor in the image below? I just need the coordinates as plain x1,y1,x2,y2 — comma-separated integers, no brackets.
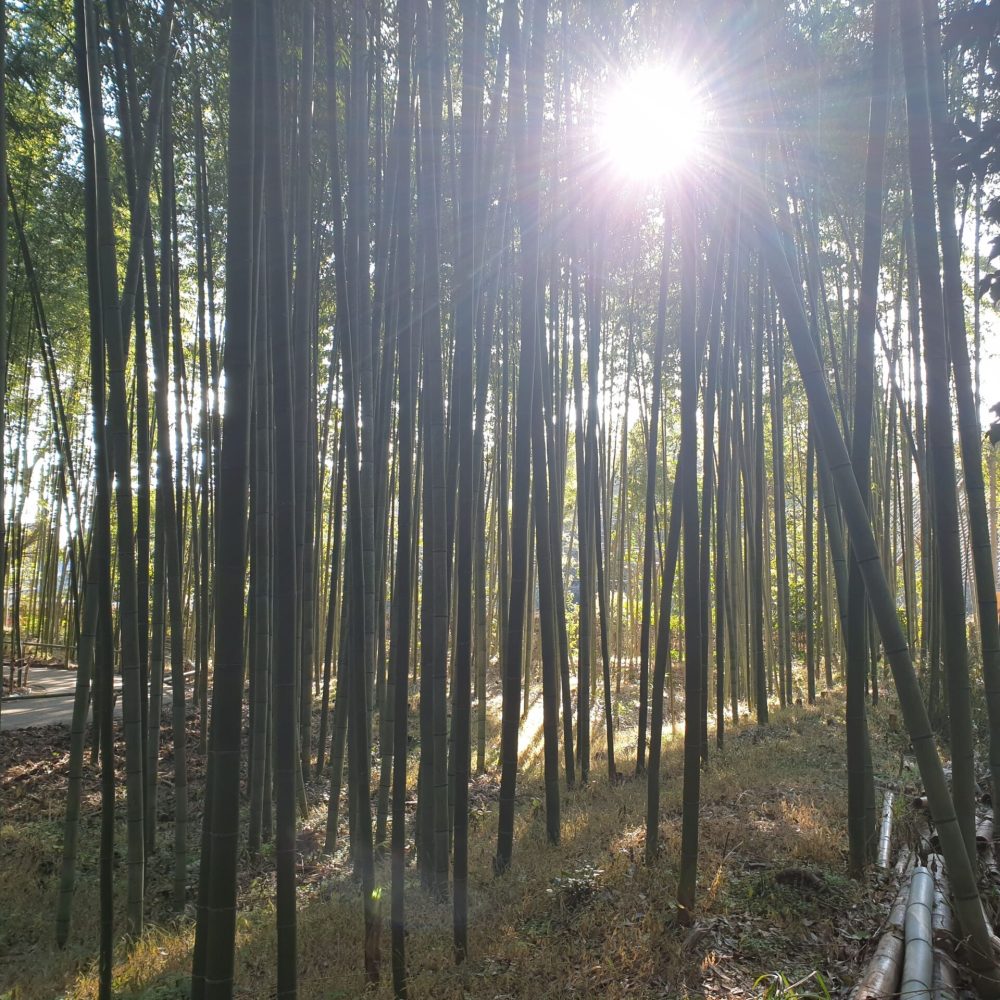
0,678,972,999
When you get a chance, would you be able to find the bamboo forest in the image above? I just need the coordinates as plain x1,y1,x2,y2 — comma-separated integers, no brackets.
6,0,1000,996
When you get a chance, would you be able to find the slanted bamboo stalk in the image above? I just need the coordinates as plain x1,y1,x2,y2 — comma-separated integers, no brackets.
751,183,999,987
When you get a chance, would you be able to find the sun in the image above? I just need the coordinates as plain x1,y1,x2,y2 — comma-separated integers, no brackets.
598,64,709,182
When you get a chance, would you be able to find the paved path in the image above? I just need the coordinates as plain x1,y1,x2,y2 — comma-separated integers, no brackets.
0,666,122,731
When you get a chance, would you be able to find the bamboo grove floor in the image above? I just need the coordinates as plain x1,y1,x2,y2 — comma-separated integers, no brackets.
0,679,979,998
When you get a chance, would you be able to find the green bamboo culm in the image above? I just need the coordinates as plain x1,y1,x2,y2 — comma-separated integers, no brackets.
921,0,1000,819
195,0,256,990
676,186,702,920
70,0,116,988
259,0,302,991
844,0,890,877
0,0,8,740
898,0,977,866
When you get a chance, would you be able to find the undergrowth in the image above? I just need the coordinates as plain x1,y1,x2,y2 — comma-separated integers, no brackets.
1,683,907,998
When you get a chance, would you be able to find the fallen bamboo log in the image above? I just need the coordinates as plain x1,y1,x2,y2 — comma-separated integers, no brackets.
912,808,934,860
897,844,916,878
854,850,913,1000
929,855,957,948
977,812,993,850
978,809,999,868
901,866,934,1000
878,790,896,868
933,944,960,1000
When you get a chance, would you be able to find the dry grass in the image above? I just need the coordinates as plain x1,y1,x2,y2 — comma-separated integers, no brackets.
2,686,909,999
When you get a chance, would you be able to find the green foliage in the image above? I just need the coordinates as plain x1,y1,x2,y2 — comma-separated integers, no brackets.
753,970,831,1000
946,3,1000,303
546,862,604,911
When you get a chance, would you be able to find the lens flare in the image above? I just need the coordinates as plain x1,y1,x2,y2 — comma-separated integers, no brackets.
599,64,708,181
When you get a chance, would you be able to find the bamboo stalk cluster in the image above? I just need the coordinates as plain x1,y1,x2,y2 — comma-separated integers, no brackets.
3,0,1000,997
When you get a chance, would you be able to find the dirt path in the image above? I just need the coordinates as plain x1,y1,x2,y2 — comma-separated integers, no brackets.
0,666,121,731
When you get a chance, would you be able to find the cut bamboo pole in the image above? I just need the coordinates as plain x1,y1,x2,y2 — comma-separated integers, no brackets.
932,945,959,1000
913,808,934,859
878,790,896,868
897,845,916,878
976,812,993,850
901,866,935,1000
854,851,913,1000
928,856,957,947
983,849,1000,883
980,823,1000,883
